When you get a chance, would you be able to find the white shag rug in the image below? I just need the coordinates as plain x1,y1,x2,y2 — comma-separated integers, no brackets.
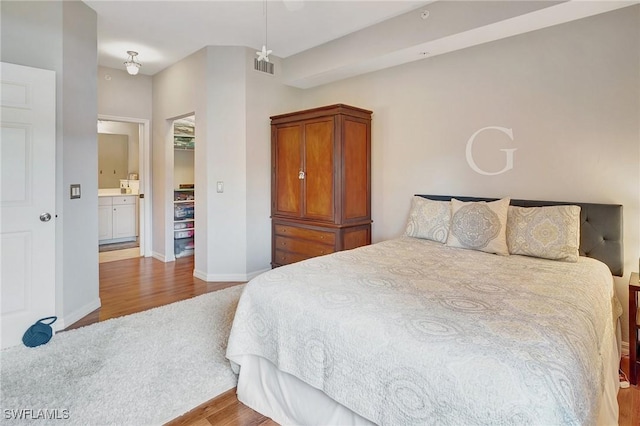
0,285,244,425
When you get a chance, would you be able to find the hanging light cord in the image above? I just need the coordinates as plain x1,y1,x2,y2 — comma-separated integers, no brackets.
256,0,272,62
264,0,268,50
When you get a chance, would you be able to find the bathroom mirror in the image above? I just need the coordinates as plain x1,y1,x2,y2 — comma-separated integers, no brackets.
98,133,128,188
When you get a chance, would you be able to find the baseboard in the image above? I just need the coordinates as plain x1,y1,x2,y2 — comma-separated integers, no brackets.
56,297,101,331
152,251,169,262
193,267,270,283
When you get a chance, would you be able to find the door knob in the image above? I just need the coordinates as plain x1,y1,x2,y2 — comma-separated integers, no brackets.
39,212,52,222
298,170,305,180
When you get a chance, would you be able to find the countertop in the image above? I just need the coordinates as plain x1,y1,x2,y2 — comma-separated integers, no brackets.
98,188,139,197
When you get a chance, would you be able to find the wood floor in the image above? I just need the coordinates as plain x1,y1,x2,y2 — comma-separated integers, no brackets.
70,253,639,426
66,255,238,330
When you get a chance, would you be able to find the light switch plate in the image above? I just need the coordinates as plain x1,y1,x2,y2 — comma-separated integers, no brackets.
217,181,224,193
70,184,81,199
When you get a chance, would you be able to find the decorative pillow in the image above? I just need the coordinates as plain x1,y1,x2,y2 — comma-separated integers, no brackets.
506,205,581,262
446,198,510,255
404,197,450,243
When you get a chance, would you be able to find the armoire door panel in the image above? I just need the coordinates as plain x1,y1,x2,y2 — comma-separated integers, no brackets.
303,120,334,221
343,119,369,220
274,126,302,216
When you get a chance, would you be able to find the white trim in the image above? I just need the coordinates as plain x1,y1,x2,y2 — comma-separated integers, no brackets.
98,114,152,258
152,251,170,263
193,267,269,282
56,298,101,331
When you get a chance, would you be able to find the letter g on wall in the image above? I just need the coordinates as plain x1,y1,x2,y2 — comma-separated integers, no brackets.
465,126,517,176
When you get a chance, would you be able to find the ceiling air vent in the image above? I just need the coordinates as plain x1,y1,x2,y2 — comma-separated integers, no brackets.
254,58,274,75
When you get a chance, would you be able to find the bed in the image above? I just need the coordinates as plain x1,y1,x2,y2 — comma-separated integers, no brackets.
226,195,623,426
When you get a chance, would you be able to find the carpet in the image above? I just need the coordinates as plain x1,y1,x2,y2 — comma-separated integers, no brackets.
0,285,244,425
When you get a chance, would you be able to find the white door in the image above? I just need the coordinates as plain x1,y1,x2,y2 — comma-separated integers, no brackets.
1,62,56,349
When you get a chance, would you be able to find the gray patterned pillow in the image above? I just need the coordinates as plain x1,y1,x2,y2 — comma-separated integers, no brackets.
506,205,581,262
446,198,510,255
404,197,450,243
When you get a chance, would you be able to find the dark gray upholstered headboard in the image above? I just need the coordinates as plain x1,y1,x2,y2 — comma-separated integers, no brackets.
417,195,624,277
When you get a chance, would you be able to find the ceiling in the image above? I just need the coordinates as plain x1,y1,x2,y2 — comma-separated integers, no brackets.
85,1,638,88
85,0,429,75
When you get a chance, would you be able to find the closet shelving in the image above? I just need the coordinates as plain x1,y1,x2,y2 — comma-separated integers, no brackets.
173,119,195,150
173,134,194,151
174,188,195,258
172,115,195,259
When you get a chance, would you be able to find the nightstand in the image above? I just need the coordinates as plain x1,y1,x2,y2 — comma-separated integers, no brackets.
630,272,639,385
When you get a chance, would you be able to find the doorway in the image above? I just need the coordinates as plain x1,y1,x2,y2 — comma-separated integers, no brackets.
97,115,151,263
172,115,195,260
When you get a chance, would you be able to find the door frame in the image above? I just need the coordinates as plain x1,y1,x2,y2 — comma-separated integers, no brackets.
98,114,152,257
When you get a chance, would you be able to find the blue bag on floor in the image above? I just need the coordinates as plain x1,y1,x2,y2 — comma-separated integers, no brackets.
22,316,57,348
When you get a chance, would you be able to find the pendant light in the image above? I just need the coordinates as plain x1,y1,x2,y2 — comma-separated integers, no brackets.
124,51,142,75
256,1,272,62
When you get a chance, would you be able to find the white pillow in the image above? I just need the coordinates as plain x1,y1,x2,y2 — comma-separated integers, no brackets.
404,197,450,243
506,205,581,262
446,198,510,255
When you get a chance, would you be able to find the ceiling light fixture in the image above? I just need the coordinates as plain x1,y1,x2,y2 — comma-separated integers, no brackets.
124,51,141,75
256,1,272,62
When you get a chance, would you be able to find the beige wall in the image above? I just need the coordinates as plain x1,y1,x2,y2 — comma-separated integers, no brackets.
297,6,640,342
97,134,129,188
174,150,194,189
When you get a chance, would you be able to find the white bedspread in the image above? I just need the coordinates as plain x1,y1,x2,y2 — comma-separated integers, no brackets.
226,237,618,425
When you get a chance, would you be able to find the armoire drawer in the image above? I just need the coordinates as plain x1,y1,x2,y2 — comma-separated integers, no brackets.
274,235,334,257
274,224,336,245
274,250,322,266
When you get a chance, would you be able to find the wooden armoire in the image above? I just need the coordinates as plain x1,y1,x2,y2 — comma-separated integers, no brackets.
271,104,372,268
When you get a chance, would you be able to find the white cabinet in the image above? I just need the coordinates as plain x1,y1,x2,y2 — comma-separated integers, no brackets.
113,202,136,239
99,196,137,244
98,203,112,241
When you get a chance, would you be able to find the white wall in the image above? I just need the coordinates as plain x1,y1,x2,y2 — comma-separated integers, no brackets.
296,6,640,342
98,66,152,119
201,46,248,279
152,48,206,262
1,0,100,328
